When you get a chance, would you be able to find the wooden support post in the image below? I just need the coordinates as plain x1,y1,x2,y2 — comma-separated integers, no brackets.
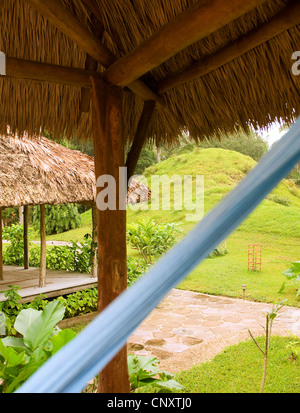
126,100,156,183
39,204,46,288
91,203,97,278
0,208,3,281
23,206,29,270
91,76,130,393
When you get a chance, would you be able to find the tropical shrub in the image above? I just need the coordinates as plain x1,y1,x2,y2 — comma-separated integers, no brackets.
0,301,76,393
85,355,185,393
57,288,98,318
0,285,23,336
127,218,181,263
28,234,97,274
128,355,184,393
2,224,25,266
127,257,151,286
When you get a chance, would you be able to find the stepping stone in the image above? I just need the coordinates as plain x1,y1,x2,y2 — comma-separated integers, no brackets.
202,320,223,327
181,336,203,346
144,338,166,347
150,348,173,360
128,343,145,351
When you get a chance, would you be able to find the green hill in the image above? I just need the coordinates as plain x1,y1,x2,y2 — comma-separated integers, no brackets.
128,147,300,237
47,147,300,241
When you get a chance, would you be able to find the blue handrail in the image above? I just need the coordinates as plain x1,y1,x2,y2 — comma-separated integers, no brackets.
17,118,300,393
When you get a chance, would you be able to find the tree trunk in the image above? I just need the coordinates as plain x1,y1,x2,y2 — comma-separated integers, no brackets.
91,76,130,393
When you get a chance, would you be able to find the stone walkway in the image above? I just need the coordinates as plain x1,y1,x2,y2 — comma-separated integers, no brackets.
128,289,300,362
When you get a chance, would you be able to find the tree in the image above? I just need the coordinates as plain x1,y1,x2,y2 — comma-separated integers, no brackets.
198,130,268,161
134,146,158,175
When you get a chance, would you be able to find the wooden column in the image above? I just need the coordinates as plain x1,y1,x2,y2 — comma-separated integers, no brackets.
39,204,46,288
0,208,3,281
91,76,130,393
23,206,29,270
91,203,97,278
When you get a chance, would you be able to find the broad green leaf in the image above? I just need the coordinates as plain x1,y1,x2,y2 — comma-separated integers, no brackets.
24,301,65,351
128,355,161,381
153,378,184,391
50,328,76,354
1,336,29,354
14,308,41,336
5,363,41,393
0,339,26,366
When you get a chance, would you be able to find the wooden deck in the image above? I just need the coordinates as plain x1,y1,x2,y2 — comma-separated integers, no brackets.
0,266,97,303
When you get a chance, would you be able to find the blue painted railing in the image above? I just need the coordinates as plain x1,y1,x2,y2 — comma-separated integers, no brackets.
17,118,300,393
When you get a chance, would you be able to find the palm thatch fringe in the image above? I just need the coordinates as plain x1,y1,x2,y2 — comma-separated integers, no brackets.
0,135,151,208
0,0,299,143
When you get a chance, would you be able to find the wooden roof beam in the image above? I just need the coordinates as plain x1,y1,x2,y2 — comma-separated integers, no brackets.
102,0,267,87
25,0,162,104
5,57,101,88
156,0,300,94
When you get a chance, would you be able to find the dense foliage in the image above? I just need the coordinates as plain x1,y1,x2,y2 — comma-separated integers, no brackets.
32,204,81,235
2,225,25,266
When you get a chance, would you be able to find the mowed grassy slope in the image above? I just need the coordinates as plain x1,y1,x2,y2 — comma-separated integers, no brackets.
47,148,300,307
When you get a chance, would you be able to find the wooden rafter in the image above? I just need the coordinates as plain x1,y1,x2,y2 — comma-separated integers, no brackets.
25,0,162,104
102,0,267,88
156,0,300,94
5,57,100,88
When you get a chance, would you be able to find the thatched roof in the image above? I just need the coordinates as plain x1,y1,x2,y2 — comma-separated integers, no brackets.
0,0,299,145
0,135,151,208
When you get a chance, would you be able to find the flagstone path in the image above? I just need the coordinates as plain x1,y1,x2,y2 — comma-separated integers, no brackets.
128,289,300,372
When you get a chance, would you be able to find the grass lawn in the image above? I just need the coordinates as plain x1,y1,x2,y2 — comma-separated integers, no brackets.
40,148,300,307
175,336,300,393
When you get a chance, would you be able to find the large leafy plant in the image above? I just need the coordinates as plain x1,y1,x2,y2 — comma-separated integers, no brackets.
128,355,184,393
0,301,76,393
